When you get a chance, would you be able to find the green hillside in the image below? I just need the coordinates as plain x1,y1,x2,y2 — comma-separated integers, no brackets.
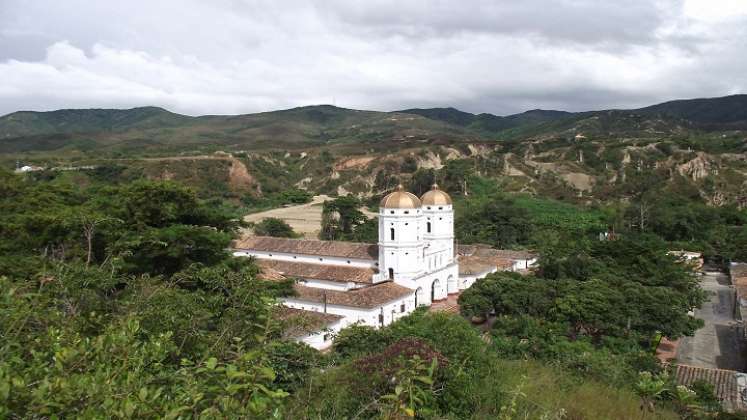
2,95,745,157
0,105,477,155
0,106,192,138
1,95,746,209
636,94,747,129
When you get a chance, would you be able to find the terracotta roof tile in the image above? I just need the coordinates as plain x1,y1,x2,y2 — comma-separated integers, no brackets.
234,236,378,260
732,263,747,285
257,259,375,284
257,266,287,281
457,244,537,260
274,306,343,338
290,282,413,309
668,364,744,410
458,255,512,275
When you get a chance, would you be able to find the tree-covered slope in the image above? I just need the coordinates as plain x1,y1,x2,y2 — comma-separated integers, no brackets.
0,106,193,138
636,94,747,129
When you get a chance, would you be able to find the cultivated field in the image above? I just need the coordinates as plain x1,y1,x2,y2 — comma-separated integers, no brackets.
243,195,377,239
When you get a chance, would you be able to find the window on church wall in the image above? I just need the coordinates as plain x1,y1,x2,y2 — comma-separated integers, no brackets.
390,228,395,240
388,268,394,279
427,222,431,233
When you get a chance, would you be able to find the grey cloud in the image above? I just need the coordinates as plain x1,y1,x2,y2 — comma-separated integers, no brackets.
0,0,745,117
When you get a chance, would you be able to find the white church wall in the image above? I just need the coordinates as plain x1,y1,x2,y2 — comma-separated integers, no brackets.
282,292,416,330
296,319,343,350
422,204,455,270
232,250,377,269
378,207,426,281
297,278,357,291
509,257,537,271
459,267,497,290
397,263,457,303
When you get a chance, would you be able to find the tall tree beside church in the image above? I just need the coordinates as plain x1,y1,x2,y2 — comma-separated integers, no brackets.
320,196,366,240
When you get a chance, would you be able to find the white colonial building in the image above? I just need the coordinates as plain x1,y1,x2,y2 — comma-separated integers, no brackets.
233,184,535,349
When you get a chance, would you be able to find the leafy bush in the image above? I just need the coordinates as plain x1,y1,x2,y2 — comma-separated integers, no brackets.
253,217,298,238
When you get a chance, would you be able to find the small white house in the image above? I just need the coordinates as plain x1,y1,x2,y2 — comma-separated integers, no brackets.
275,307,344,350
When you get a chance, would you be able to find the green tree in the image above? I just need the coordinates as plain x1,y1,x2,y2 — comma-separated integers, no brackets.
320,196,366,240
254,218,298,238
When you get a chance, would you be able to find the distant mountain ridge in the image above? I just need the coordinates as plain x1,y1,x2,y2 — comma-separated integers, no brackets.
397,107,572,133
634,94,747,129
0,94,745,154
0,106,192,138
400,94,747,132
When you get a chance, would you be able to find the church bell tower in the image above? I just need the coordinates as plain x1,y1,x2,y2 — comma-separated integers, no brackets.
377,185,425,282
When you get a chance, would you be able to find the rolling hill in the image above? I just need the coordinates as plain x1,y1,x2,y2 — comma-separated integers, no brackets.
2,94,746,156
1,95,745,208
635,94,747,129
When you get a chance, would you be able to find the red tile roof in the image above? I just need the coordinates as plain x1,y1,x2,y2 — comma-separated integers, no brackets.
257,259,375,284
668,364,744,411
234,236,377,260
457,244,537,260
458,255,512,275
274,306,343,339
290,282,413,309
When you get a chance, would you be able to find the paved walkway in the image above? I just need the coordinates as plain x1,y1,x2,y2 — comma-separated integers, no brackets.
676,271,746,371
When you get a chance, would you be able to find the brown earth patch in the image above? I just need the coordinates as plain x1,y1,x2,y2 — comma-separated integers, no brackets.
334,156,376,170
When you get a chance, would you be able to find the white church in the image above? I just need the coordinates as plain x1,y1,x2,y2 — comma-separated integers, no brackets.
233,184,536,349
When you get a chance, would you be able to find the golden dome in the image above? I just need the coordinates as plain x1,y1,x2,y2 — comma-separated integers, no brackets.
420,184,452,206
380,184,422,209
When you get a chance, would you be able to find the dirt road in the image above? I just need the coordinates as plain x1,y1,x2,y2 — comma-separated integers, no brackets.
676,271,746,371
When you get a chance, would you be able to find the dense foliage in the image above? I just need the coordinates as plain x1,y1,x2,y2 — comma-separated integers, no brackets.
2,160,745,418
0,170,297,418
253,217,299,238
320,195,378,243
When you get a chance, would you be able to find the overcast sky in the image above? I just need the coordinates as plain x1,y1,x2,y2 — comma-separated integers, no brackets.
1,0,746,116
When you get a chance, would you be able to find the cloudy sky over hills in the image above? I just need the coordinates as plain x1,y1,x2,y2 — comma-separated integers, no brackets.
1,0,746,116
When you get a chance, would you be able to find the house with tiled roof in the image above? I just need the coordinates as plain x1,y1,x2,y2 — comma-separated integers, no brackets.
234,184,532,350
457,244,538,272
274,307,344,350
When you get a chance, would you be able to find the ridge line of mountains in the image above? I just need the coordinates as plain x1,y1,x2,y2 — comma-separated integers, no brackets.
1,94,746,154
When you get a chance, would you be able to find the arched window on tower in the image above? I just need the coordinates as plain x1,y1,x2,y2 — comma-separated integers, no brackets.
426,221,431,233
388,268,394,279
390,228,395,241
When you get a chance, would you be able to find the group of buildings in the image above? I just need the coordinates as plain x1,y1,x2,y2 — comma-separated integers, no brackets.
233,184,536,349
